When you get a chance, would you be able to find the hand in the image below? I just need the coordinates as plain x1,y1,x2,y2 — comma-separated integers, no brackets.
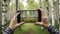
35,8,51,28
9,13,24,30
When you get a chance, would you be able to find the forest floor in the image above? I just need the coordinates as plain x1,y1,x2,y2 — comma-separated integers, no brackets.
6,21,59,34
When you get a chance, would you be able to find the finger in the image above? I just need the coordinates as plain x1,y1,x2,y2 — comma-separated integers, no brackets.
35,22,43,26
14,12,20,19
18,22,25,26
16,22,25,27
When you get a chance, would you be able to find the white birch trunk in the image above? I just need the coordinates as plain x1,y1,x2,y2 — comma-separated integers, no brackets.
46,0,49,15
0,0,2,23
46,0,50,20
2,0,7,30
58,0,60,33
16,0,19,12
51,0,55,26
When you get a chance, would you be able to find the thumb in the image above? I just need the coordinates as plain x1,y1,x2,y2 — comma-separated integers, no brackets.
35,22,43,26
16,22,25,27
19,22,25,26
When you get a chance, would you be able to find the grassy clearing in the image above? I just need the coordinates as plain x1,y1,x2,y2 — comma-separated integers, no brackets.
6,21,49,34
6,21,59,34
14,23,49,34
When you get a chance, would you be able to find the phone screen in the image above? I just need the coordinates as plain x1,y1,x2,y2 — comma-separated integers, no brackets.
17,10,41,23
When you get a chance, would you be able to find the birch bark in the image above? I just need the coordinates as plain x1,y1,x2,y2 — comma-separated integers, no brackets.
2,0,7,30
51,0,55,26
58,0,60,33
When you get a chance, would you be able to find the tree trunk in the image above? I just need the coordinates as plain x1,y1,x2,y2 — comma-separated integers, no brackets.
0,0,2,34
2,0,7,30
58,0,60,33
51,0,55,26
46,0,50,20
0,0,2,24
16,0,19,12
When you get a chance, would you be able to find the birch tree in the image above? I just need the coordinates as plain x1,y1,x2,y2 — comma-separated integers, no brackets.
50,0,55,26
0,0,2,24
0,0,2,34
16,0,18,12
58,0,60,33
2,0,7,30
46,0,50,18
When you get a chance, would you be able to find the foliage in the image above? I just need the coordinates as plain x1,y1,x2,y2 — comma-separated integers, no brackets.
1,0,59,34
20,2,24,10
27,0,39,10
21,17,37,23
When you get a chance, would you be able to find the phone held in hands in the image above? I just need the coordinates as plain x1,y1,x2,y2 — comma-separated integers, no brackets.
17,10,41,23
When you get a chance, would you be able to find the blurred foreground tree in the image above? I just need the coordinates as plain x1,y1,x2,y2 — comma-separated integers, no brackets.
0,0,2,34
2,0,8,30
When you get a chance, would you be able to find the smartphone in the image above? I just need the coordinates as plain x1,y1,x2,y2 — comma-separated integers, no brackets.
17,11,21,23
19,10,42,22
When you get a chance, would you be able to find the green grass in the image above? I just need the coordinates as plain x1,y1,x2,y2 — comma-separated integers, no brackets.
6,21,49,34
6,21,59,34
14,23,49,34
